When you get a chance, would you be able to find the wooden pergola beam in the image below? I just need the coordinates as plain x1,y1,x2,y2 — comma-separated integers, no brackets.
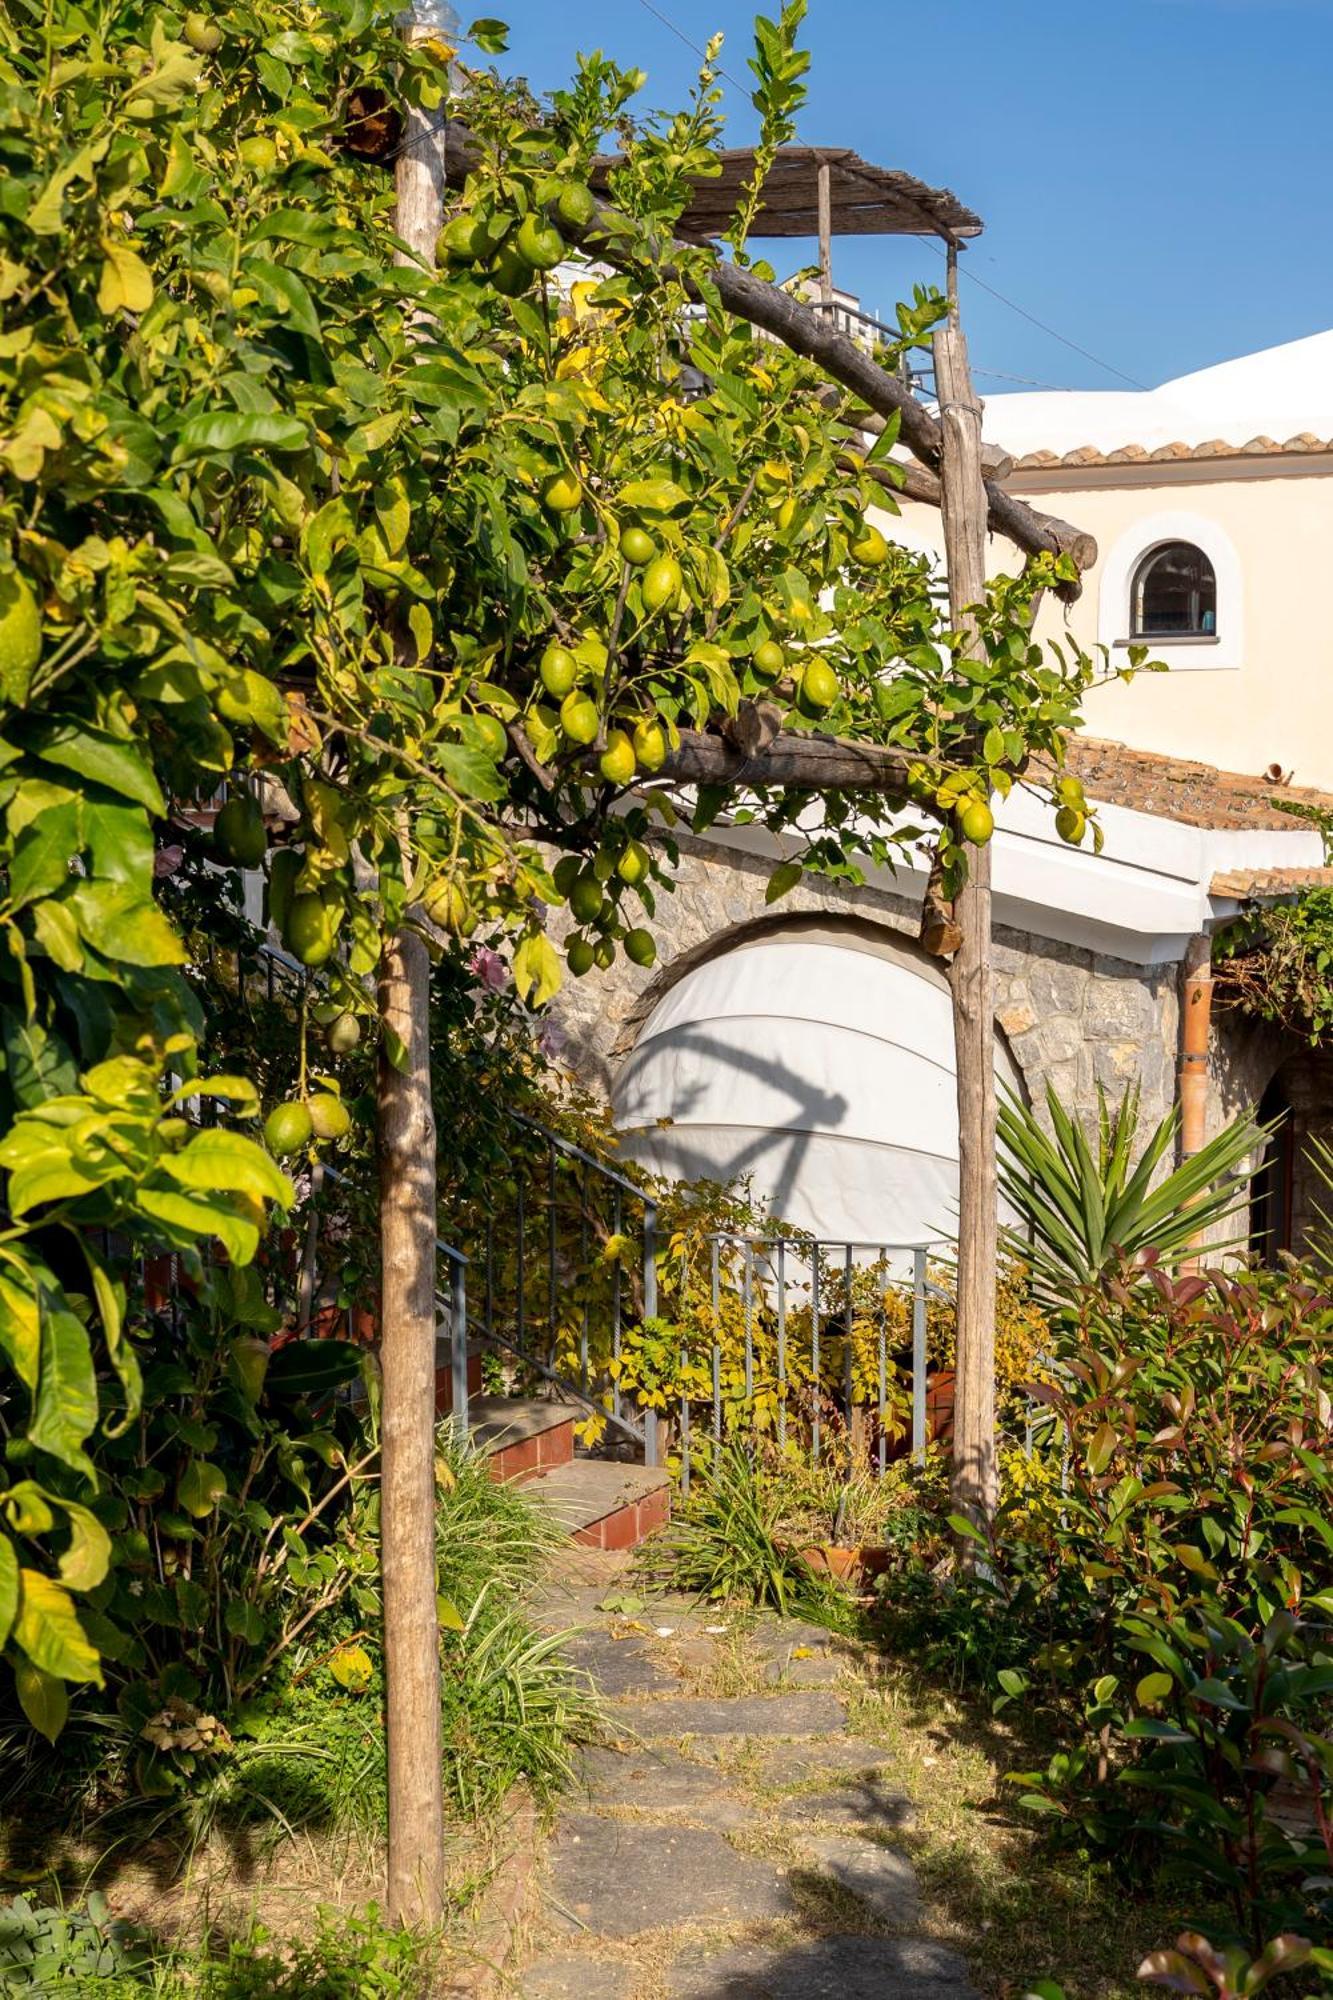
656,726,926,805
437,123,1097,577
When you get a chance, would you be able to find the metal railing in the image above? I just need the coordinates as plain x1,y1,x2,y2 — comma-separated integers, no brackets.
458,1110,662,1464
651,1233,948,1495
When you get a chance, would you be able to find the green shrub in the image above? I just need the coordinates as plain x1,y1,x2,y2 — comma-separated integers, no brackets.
892,1262,1333,1949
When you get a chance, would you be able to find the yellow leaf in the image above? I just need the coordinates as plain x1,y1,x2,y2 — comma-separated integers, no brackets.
512,931,562,1009
14,1570,101,1685
98,238,154,316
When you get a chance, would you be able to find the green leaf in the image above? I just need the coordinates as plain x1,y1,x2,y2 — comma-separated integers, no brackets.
764,861,802,904
163,1128,293,1207
30,721,165,814
437,1595,466,1632
468,16,510,52
15,1658,68,1741
617,477,691,516
9,802,80,909
136,1186,261,1266
437,743,505,802
1135,1671,1174,1706
242,257,322,338
14,1569,101,1684
57,1499,111,1591
174,412,309,460
0,1533,18,1649
66,882,185,966
177,1460,227,1518
0,1262,40,1389
28,1291,98,1480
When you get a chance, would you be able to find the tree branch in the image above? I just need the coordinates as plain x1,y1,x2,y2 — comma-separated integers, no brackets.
438,122,1097,576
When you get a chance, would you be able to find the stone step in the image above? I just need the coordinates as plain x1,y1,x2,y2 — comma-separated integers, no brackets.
522,1460,671,1551
466,1395,577,1483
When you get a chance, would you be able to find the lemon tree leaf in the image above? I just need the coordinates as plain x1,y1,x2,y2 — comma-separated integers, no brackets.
512,931,562,1009
98,238,154,315
15,1659,68,1742
15,1569,101,1684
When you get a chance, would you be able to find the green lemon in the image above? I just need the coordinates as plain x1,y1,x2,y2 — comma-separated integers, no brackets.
641,554,683,613
539,643,578,698
472,713,508,759
439,212,488,264
424,881,474,935
851,522,890,567
284,892,337,967
266,848,301,933
598,730,636,787
183,11,222,52
489,241,531,296
0,570,41,702
960,799,995,846
326,1012,362,1054
568,874,603,925
264,1101,313,1156
632,719,667,773
617,840,650,887
566,935,596,977
594,937,616,970
1055,805,1086,846
307,1094,351,1142
516,212,564,271
238,135,277,174
619,526,656,567
213,794,267,869
559,690,599,745
542,470,583,514
624,928,656,968
752,639,785,682
797,661,838,715
554,182,597,230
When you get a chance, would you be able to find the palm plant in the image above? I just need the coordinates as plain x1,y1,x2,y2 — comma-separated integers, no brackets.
997,1082,1269,1306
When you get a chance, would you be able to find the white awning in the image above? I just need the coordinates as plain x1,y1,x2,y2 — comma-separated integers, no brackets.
613,926,1020,1248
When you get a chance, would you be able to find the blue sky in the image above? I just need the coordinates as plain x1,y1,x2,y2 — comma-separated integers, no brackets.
481,0,1333,396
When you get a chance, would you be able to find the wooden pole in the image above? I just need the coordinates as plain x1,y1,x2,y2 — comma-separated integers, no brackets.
379,25,449,1928
933,309,999,1534
816,160,833,315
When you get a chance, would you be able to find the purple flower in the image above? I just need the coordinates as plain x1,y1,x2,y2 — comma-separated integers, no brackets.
154,844,185,879
470,946,508,992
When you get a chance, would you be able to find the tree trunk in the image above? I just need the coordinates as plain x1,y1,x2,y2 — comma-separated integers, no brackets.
934,318,998,1533
379,32,449,1928
379,926,446,1926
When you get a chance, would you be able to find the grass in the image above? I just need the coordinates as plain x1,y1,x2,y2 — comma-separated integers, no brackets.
0,1429,600,1992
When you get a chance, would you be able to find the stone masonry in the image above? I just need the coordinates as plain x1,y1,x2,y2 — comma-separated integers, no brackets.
551,830,1183,1134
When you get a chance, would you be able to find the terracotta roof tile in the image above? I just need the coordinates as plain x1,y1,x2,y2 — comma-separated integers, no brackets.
1041,737,1333,831
1211,867,1333,899
1005,433,1333,473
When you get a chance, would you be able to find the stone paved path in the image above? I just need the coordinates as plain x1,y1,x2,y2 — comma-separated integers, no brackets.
514,1555,979,2000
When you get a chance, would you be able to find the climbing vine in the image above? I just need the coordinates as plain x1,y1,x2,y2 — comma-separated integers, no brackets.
1215,886,1333,1043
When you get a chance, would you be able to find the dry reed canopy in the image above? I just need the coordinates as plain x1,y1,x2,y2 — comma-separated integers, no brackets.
591,146,983,244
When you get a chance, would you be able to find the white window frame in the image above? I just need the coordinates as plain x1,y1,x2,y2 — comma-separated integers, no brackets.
1097,510,1243,672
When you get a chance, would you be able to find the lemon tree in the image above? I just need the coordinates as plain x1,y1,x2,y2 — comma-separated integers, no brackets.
0,0,1129,1731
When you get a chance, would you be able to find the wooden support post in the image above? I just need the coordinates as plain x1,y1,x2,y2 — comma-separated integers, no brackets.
817,160,833,316
934,316,998,1534
379,29,449,1929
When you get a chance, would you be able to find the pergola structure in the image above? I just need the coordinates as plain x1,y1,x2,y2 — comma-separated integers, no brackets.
593,143,983,317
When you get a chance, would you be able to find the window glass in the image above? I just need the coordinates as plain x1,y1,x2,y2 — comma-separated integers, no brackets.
1131,541,1217,637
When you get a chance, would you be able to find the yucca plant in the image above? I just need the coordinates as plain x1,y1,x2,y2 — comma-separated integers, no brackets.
997,1081,1269,1306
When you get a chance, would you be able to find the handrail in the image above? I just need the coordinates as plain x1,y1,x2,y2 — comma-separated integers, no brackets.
506,1108,649,1202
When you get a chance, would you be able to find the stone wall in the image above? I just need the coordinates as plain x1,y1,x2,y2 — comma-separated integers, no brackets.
551,831,1184,1133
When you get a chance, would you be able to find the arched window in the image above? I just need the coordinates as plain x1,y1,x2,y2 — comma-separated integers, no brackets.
1131,541,1217,638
